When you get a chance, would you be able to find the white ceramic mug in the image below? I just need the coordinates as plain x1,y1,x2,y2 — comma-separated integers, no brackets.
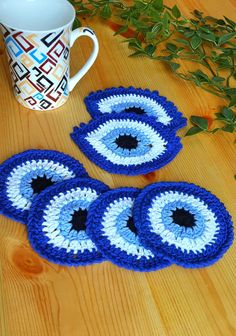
0,0,99,110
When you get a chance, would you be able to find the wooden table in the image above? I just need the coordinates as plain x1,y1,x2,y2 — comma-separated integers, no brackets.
0,1,235,335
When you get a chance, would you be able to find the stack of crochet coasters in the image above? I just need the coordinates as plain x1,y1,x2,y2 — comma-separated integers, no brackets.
71,87,187,176
0,149,233,271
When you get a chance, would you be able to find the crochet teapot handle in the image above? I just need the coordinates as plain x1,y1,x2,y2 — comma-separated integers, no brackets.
68,27,99,92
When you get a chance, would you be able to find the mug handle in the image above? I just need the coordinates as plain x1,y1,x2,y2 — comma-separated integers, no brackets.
68,27,99,92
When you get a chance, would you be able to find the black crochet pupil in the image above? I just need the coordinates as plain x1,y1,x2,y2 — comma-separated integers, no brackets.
124,107,145,115
31,175,55,194
126,216,137,235
172,208,196,228
70,209,88,232
115,135,138,150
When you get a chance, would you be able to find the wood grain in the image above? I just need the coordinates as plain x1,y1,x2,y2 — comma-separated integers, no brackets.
0,1,235,335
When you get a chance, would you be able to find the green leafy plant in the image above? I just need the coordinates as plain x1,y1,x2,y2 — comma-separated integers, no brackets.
69,0,236,138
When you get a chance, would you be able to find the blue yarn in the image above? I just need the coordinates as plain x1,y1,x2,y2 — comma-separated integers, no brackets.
102,127,151,157
86,187,171,272
28,178,109,266
0,149,88,224
133,182,234,268
84,86,187,131
71,113,183,176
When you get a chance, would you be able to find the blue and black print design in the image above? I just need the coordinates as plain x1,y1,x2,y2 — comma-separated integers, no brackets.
84,87,187,130
87,188,171,271
0,149,88,224
71,113,183,176
133,182,234,268
28,178,109,266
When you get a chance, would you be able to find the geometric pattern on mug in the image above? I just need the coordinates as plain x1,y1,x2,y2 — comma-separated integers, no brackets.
1,24,70,110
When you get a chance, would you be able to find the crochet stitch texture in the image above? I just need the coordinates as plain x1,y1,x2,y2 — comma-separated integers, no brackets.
84,87,187,131
87,188,171,271
28,178,109,266
133,182,234,268
71,113,182,176
0,149,88,224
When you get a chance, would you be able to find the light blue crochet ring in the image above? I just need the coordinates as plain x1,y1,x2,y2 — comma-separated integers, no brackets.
84,87,187,131
134,182,234,268
28,178,109,266
71,113,183,176
0,149,88,224
87,188,171,271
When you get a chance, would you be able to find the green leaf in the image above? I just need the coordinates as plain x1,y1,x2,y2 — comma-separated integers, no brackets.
190,35,202,49
211,128,221,134
222,124,235,133
224,16,236,28
114,25,128,36
225,88,236,95
184,30,195,38
191,116,209,129
145,44,156,55
199,32,216,43
218,32,236,46
191,70,209,83
162,12,169,35
172,5,181,19
130,17,148,31
151,23,162,33
153,0,163,11
174,38,189,46
169,62,180,71
185,126,204,136
193,9,203,19
157,55,173,61
146,31,157,40
73,17,81,30
216,19,226,25
100,4,111,19
199,27,212,34
166,43,178,52
215,112,227,121
229,96,236,107
221,107,235,119
212,76,225,82
125,38,142,49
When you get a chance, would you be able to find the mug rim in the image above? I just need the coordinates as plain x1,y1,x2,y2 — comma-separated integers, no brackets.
0,0,76,33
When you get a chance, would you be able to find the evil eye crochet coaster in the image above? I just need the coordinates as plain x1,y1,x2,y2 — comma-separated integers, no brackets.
84,87,187,130
0,149,88,224
28,178,109,266
71,113,182,176
87,188,171,271
134,182,234,268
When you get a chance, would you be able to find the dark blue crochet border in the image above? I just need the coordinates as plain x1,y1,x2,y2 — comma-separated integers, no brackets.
133,182,234,268
87,187,171,272
28,178,109,266
0,149,88,225
84,86,187,131
71,113,183,176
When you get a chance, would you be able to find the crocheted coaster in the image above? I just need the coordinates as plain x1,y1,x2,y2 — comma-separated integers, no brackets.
84,87,187,130
0,149,88,224
71,113,182,176
133,182,234,268
28,178,109,266
87,188,171,271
